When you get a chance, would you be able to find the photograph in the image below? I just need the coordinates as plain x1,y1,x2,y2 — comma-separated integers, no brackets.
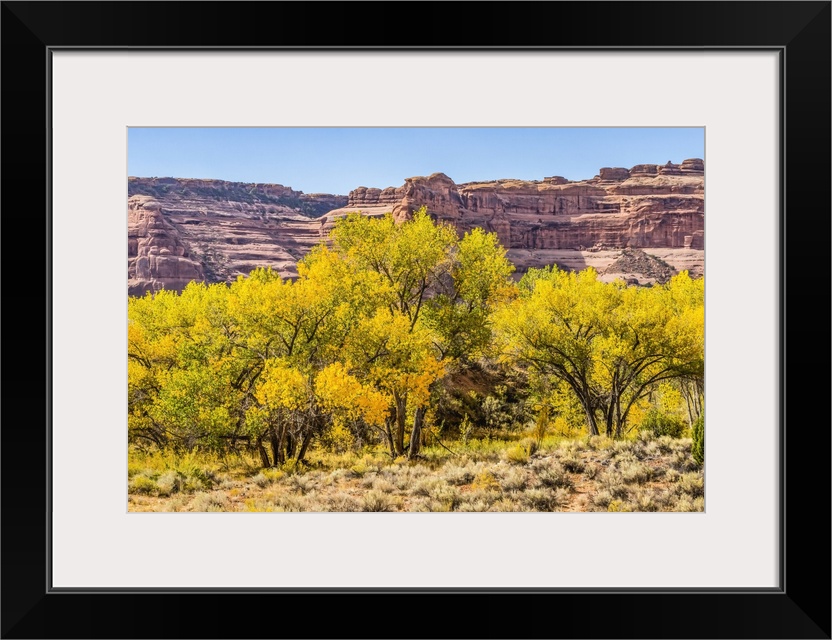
127,127,706,513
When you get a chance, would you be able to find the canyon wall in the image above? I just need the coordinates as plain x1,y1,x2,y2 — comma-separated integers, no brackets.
128,197,205,296
127,178,345,293
128,160,704,293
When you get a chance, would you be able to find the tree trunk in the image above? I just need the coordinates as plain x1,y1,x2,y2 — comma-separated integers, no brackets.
285,433,296,459
269,426,281,467
256,436,271,469
408,406,427,459
393,391,407,456
384,417,396,458
295,432,313,464
584,406,599,436
275,424,287,465
683,391,693,429
614,395,624,439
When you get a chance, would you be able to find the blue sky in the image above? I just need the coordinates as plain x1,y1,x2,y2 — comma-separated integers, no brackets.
128,128,704,196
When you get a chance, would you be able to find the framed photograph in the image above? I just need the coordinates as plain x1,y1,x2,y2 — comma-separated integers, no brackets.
3,2,829,638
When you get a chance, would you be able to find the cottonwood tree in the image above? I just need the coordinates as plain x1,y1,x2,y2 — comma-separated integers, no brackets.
329,207,514,457
496,266,703,438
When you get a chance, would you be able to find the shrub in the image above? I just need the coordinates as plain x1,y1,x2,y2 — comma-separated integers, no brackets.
592,489,614,509
691,414,704,465
673,496,696,512
328,468,352,483
166,495,189,512
533,460,573,489
671,450,699,472
269,493,306,512
586,435,609,451
655,436,676,454
314,492,362,512
505,445,530,465
155,470,182,496
676,472,704,498
489,498,526,512
189,492,230,512
413,477,444,497
610,440,637,459
129,475,158,495
607,500,631,512
457,499,493,512
639,409,686,439
637,428,655,443
619,461,654,485
505,438,537,465
472,470,501,492
643,441,661,458
442,462,477,486
349,458,379,477
522,488,559,511
427,484,460,510
408,497,435,512
600,470,629,499
498,467,528,492
287,474,316,495
613,451,638,465
661,468,678,485
371,478,397,493
459,415,473,444
531,405,550,447
362,491,398,512
457,489,500,512
560,454,585,473
253,472,272,489
629,489,658,512
387,467,424,491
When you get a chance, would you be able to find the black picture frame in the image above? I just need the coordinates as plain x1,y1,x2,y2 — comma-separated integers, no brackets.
2,2,829,638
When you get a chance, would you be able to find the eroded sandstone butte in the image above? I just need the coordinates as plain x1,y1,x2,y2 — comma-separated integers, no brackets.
128,160,704,294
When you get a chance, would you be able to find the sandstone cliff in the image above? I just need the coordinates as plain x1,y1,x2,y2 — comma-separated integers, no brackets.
322,160,704,281
128,196,205,296
127,160,704,294
128,178,346,292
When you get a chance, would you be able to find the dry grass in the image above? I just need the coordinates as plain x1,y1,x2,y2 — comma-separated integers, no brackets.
128,434,704,513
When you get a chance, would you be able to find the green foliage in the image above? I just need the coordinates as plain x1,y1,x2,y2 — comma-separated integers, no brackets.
129,475,158,495
639,409,687,439
691,414,704,465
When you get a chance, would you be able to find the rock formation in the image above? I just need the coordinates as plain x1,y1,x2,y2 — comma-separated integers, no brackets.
128,196,205,296
322,159,704,278
600,248,679,286
127,160,704,293
127,178,347,289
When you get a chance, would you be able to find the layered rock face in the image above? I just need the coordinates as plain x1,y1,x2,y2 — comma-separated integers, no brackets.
322,159,704,277
127,178,346,289
127,160,704,294
128,196,205,296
